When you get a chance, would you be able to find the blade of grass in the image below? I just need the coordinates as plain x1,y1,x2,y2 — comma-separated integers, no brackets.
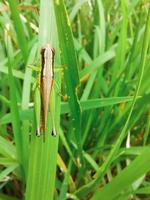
61,96,141,113
58,161,72,200
53,0,82,158
0,136,16,159
0,158,17,167
69,0,89,22
7,0,28,61
21,43,38,174
25,0,61,199
0,163,18,182
6,28,26,182
111,0,128,85
25,72,61,200
0,65,30,80
79,49,115,79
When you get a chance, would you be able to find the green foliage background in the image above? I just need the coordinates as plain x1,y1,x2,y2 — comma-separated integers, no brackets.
0,0,150,199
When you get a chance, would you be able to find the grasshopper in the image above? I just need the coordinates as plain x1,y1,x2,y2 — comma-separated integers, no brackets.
35,44,57,137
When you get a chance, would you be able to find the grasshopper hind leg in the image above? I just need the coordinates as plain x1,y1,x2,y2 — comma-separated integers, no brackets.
36,112,46,142
36,127,41,137
51,127,57,137
36,126,46,142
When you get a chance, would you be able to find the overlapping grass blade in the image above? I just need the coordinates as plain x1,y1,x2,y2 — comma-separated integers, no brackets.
0,136,16,159
61,96,140,114
79,49,115,79
53,0,82,157
7,0,28,61
0,163,18,182
91,147,150,200
21,44,38,173
58,161,72,200
6,29,26,182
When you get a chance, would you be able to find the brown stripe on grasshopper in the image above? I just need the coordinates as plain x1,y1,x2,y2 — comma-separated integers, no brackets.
36,44,56,137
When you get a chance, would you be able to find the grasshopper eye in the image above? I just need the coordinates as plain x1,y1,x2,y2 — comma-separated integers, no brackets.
51,128,57,137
